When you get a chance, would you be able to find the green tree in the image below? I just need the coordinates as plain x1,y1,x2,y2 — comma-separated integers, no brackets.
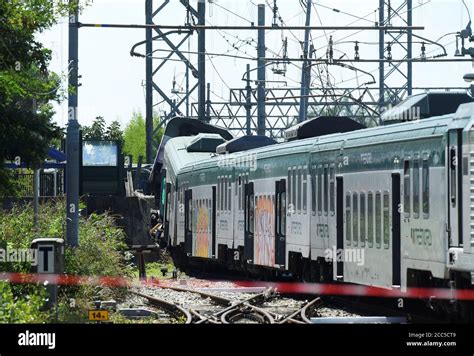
123,112,163,163
106,120,124,145
82,117,124,144
82,116,106,140
0,0,87,195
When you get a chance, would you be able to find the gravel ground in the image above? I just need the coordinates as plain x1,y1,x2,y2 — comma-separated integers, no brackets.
117,277,363,323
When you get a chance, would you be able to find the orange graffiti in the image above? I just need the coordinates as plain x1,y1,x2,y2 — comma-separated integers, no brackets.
195,206,210,258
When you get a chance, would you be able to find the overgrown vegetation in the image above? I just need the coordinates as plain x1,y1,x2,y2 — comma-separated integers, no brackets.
0,1,91,195
0,199,133,323
133,261,181,280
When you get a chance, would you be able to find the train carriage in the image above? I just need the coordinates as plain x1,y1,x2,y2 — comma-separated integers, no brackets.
152,94,474,312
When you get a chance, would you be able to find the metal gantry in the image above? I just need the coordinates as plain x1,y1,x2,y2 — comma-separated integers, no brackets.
141,0,206,163
193,86,466,138
379,0,413,108
138,0,467,140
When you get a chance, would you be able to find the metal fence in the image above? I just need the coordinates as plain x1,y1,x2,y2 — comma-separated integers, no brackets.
11,171,64,197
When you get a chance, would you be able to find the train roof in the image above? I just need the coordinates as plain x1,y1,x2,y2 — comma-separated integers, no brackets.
180,102,474,173
381,92,473,124
284,116,366,141
164,135,218,175
216,135,278,154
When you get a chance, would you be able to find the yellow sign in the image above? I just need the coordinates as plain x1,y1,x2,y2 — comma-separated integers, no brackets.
88,310,109,321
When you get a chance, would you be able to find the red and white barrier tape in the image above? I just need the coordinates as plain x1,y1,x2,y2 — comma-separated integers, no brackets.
2,272,474,300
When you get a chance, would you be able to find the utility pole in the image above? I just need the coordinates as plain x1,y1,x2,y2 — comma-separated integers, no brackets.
206,83,211,122
298,0,312,123
407,0,413,96
245,64,252,136
66,0,80,247
145,0,153,163
198,0,206,122
257,4,266,136
379,0,385,109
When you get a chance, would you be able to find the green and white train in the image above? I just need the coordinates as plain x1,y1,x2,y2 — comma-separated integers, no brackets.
152,93,474,312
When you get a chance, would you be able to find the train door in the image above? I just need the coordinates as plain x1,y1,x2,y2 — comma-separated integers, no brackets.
212,186,217,258
159,169,167,219
164,182,171,243
184,189,193,255
448,130,463,247
392,173,401,287
275,179,286,266
244,182,255,262
336,177,344,279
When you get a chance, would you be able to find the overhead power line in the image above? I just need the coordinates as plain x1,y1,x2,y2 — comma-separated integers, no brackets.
78,23,424,31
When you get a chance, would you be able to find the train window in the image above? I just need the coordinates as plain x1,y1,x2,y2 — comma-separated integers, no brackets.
413,158,420,218
403,160,411,217
311,167,316,215
224,177,228,213
219,178,223,212
228,177,232,213
170,185,174,212
209,199,212,232
245,191,248,229
276,191,281,235
188,199,192,231
216,181,219,211
242,177,246,212
281,192,286,234
375,192,382,248
368,192,374,248
255,196,259,236
198,200,202,232
271,195,276,226
317,166,323,215
223,179,226,213
353,193,358,246
323,166,329,215
238,176,241,211
303,167,308,214
360,192,366,247
166,191,171,221
249,193,255,234
288,169,292,212
422,158,430,218
450,147,456,207
292,168,297,211
297,167,302,213
329,166,335,215
383,191,390,249
346,193,351,245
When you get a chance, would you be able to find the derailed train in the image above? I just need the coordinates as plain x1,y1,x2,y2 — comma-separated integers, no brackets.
150,92,474,314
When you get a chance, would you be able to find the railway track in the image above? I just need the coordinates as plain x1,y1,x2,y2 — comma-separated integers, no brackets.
132,284,324,324
126,276,441,324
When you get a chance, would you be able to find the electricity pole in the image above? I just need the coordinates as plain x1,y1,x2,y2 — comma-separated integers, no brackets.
299,0,313,123
257,4,266,136
66,0,80,247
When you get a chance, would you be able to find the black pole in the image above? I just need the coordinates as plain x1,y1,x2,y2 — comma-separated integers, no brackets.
66,0,80,247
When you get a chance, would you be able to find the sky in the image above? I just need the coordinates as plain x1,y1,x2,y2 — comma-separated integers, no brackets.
38,0,474,129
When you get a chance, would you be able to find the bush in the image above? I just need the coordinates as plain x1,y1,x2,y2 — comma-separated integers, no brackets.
0,199,132,323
